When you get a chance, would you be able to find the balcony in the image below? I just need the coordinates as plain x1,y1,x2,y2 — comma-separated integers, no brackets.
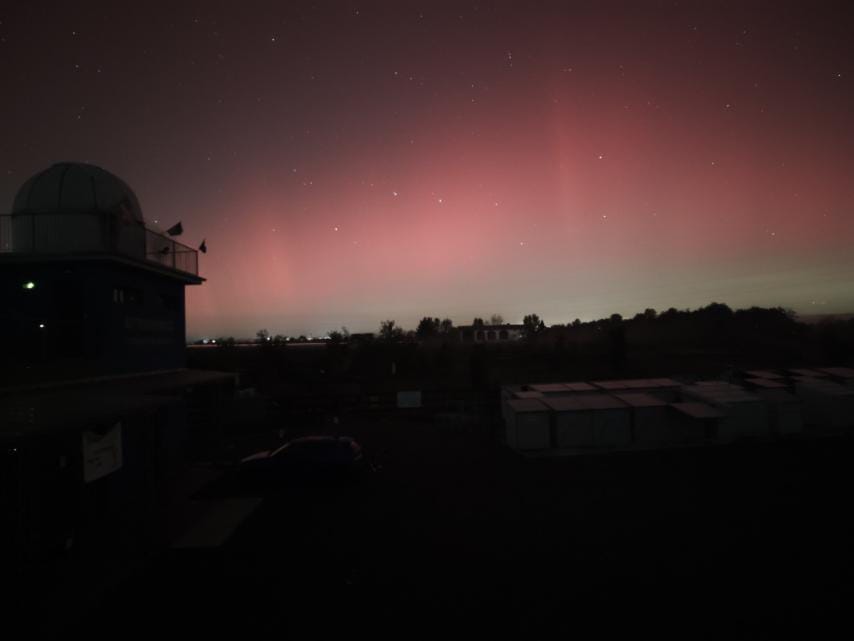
0,212,199,277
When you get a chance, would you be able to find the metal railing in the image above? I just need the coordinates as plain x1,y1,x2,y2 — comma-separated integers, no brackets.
0,212,199,276
144,227,199,275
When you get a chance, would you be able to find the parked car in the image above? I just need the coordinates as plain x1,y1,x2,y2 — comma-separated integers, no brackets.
240,435,366,485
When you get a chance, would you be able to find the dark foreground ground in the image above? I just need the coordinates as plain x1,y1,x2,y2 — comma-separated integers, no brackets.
59,416,854,639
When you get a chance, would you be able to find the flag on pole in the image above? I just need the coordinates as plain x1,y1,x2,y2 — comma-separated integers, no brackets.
199,239,207,253
166,222,183,236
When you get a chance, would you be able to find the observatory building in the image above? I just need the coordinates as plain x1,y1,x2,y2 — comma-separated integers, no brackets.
1,164,234,611
0,162,203,379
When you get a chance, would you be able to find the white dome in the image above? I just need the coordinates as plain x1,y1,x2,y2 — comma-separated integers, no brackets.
13,162,144,223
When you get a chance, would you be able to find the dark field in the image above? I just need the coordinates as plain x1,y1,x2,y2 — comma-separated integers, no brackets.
63,411,854,639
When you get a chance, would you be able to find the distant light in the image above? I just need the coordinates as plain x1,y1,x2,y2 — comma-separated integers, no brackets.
211,339,216,344
267,336,272,341
202,338,209,344
23,281,36,290
38,323,45,329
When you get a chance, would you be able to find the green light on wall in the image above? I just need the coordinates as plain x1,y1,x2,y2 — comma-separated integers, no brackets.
23,281,36,290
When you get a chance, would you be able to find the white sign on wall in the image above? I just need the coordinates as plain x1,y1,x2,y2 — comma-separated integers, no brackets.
82,422,123,483
397,390,422,409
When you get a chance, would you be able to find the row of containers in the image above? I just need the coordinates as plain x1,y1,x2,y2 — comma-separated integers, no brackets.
501,367,854,453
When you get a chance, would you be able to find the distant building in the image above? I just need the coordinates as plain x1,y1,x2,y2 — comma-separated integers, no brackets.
0,162,203,378
459,323,524,343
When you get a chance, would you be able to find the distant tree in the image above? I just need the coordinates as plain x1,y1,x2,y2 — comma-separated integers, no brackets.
610,313,623,324
379,319,403,341
217,336,236,348
608,321,627,369
439,318,454,334
489,314,504,326
328,330,343,344
472,317,485,328
644,308,657,320
256,328,270,343
272,334,287,345
572,318,582,327
416,317,441,338
522,314,546,338
340,326,351,339
700,302,733,318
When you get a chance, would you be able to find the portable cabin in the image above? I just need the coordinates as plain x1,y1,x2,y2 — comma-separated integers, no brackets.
668,402,724,443
574,393,631,448
543,397,595,449
612,392,670,446
622,378,682,402
562,382,599,394
744,378,788,392
528,383,574,397
793,378,854,431
787,368,827,379
591,380,633,393
502,386,533,425
744,369,785,380
681,385,769,441
815,367,854,387
754,389,803,435
504,398,551,450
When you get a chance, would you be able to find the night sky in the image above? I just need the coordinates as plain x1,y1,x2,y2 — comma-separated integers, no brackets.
2,1,854,338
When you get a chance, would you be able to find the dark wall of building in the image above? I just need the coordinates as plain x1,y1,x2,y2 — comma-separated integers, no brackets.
0,260,188,381
2,399,187,573
1,373,234,579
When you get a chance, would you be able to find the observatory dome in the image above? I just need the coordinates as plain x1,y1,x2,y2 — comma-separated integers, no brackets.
12,162,144,223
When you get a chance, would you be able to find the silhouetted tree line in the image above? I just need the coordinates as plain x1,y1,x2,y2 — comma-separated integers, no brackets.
241,303,809,349
415,317,455,338
216,303,853,373
187,303,854,403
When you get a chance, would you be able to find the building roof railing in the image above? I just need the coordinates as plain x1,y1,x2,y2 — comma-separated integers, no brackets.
0,211,200,278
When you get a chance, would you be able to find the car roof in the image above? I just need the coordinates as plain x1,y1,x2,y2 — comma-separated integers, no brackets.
271,435,357,457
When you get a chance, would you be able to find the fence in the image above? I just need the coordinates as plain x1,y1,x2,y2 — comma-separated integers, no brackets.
0,212,199,276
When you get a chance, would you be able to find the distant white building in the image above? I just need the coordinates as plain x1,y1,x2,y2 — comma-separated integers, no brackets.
459,324,524,343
